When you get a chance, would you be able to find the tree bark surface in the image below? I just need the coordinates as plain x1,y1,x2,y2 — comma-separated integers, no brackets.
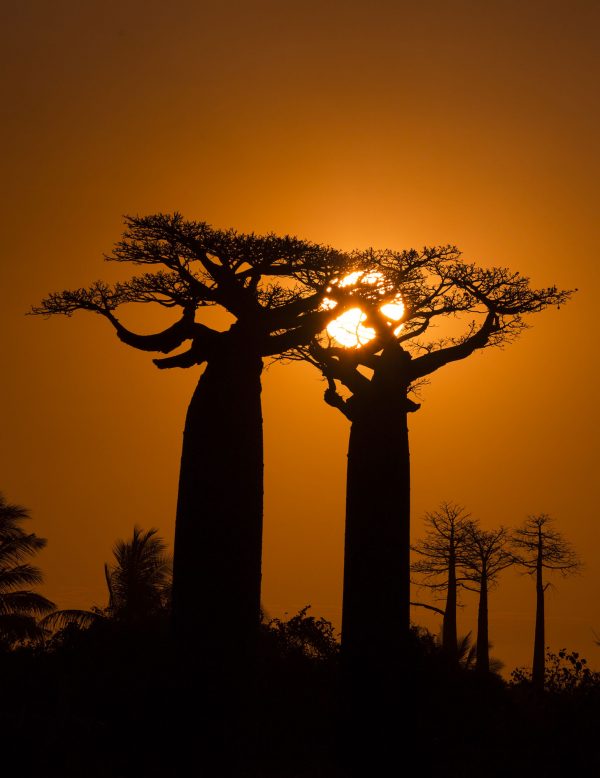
341,395,411,669
172,338,264,669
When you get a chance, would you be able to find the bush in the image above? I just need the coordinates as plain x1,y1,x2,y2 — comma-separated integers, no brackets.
511,647,600,692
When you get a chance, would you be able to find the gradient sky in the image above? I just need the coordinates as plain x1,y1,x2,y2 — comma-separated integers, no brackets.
2,0,599,673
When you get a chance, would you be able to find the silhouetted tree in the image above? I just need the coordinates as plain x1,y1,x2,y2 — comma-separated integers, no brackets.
461,523,513,672
411,502,474,662
511,514,581,689
295,248,571,671
33,214,350,664
43,525,172,639
0,493,54,647
105,525,172,625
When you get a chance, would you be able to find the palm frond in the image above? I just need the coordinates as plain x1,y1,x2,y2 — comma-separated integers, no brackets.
0,590,55,616
0,565,44,591
0,613,47,645
40,609,103,631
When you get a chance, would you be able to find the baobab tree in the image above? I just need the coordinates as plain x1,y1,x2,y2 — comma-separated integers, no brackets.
411,502,474,662
511,514,581,689
295,248,572,670
461,523,513,673
33,213,352,664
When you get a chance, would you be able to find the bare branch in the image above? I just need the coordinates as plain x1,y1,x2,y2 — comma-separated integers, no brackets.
511,514,582,574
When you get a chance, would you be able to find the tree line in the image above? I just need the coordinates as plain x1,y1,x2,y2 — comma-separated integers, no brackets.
2,490,600,775
0,490,586,689
411,502,581,686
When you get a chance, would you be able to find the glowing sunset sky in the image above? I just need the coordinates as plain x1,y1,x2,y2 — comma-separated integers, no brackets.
2,0,599,672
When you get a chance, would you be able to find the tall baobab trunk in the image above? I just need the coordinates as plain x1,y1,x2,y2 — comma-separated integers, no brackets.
476,571,489,672
340,373,419,771
341,393,412,671
532,543,545,689
443,543,458,662
172,339,264,667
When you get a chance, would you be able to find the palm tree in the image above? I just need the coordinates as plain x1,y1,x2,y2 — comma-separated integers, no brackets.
43,526,172,634
0,493,55,647
105,526,172,625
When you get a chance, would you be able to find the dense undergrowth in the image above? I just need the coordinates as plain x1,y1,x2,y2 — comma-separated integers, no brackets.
1,611,599,777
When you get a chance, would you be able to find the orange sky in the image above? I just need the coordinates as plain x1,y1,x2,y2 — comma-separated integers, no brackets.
2,0,599,673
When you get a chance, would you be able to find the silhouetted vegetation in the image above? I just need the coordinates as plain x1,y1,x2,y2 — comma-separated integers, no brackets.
0,516,597,776
292,250,571,675
0,494,55,649
411,502,473,662
42,525,172,637
511,514,581,689
462,522,513,672
33,214,352,665
22,221,597,775
3,604,599,776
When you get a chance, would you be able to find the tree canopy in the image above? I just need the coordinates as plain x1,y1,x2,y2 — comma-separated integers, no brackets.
31,212,356,364
292,245,572,410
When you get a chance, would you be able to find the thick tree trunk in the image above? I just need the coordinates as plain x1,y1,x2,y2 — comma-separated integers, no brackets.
340,385,415,773
443,548,458,662
338,348,418,771
172,341,264,668
532,551,545,689
476,573,489,672
341,396,411,669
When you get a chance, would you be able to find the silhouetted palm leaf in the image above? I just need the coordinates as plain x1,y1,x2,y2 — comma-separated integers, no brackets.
40,609,103,631
457,632,477,669
0,565,44,589
106,526,172,624
0,536,46,565
0,493,55,646
0,590,54,616
0,613,46,644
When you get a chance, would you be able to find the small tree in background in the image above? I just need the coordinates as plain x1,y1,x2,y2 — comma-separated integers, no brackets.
461,523,513,673
511,514,581,689
0,493,55,648
411,502,473,662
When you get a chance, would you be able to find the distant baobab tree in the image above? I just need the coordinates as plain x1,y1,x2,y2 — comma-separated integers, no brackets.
33,214,352,664
511,514,581,689
461,523,513,673
411,502,473,663
293,248,572,670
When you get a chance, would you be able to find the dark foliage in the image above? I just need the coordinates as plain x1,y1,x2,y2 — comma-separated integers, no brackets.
0,494,55,649
2,607,599,777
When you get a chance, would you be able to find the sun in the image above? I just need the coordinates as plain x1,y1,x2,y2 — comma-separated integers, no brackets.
323,271,404,348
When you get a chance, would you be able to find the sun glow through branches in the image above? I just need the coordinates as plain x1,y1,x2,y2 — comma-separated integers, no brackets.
323,271,404,348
